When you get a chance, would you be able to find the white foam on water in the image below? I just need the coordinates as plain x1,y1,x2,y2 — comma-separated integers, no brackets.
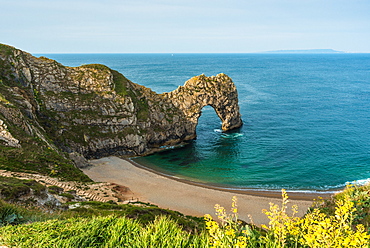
347,178,370,186
221,133,244,139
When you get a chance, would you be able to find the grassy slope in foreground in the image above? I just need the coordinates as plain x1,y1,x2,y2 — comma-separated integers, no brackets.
1,184,370,247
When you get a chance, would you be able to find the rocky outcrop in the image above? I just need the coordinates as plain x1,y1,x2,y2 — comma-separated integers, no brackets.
0,44,242,160
164,74,242,132
0,119,21,148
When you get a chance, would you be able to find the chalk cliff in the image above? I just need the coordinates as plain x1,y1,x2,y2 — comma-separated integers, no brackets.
0,44,242,174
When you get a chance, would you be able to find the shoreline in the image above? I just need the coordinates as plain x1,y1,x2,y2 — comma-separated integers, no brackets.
82,156,334,226
127,157,335,201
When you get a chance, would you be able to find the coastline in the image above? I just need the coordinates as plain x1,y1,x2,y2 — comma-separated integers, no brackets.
82,156,333,226
128,157,336,201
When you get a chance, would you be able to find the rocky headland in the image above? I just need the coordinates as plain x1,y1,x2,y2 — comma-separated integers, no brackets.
0,44,242,179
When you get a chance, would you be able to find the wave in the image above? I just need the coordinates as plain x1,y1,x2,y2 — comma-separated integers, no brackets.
221,133,244,139
347,178,370,186
213,129,244,139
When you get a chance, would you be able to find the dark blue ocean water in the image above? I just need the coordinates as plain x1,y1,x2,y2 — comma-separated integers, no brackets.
37,53,370,192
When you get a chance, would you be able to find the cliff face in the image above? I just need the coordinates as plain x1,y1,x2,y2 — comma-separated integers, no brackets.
0,44,242,166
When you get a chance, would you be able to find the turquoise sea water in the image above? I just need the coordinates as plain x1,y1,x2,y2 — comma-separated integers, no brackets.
38,53,370,192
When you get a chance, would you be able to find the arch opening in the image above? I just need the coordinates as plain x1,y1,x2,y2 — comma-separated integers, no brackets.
196,105,223,134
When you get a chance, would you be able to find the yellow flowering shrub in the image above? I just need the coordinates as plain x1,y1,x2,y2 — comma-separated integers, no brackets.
205,189,370,247
300,198,370,247
262,189,302,247
204,196,253,248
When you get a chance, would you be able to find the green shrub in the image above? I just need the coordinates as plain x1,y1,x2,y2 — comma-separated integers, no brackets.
0,201,24,226
0,176,47,202
80,64,110,71
0,199,47,227
48,185,63,194
59,193,75,200
318,183,370,231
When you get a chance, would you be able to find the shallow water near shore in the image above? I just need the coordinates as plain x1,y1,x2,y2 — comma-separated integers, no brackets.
38,53,370,192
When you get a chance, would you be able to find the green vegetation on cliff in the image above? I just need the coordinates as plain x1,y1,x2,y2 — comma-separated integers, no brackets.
0,137,90,182
0,44,90,181
0,95,90,182
0,44,14,56
0,46,15,86
111,69,150,120
111,69,130,96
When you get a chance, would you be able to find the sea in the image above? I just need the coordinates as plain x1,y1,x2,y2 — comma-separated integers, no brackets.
36,53,370,193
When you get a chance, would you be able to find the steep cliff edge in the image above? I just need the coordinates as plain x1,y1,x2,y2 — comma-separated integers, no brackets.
0,44,242,178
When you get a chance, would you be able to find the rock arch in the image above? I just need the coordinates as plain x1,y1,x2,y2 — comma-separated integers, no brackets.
164,73,243,135
0,43,243,156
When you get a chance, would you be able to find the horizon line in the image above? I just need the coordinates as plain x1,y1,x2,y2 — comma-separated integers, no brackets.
33,51,370,55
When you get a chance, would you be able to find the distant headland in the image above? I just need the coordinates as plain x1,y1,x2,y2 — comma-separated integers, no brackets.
264,49,345,54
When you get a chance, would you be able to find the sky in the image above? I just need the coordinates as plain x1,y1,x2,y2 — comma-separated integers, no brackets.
1,0,370,53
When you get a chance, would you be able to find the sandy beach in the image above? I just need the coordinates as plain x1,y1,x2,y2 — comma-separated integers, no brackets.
83,156,330,226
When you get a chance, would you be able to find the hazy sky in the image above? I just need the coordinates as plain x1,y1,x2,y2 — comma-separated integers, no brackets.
1,0,370,53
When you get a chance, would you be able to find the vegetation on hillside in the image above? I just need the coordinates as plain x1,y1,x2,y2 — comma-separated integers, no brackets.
0,44,15,56
0,43,91,181
1,184,370,247
0,198,207,247
111,69,150,121
0,176,47,203
0,144,90,182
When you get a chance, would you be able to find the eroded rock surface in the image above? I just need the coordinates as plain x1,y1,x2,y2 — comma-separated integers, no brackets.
0,119,21,148
164,73,242,132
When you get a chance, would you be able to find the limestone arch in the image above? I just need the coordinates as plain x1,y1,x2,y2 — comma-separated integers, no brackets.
165,73,242,135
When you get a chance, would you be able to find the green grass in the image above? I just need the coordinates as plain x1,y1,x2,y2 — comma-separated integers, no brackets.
0,198,208,247
80,64,110,71
0,215,208,248
110,69,131,96
0,143,91,182
64,201,205,232
0,92,11,104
